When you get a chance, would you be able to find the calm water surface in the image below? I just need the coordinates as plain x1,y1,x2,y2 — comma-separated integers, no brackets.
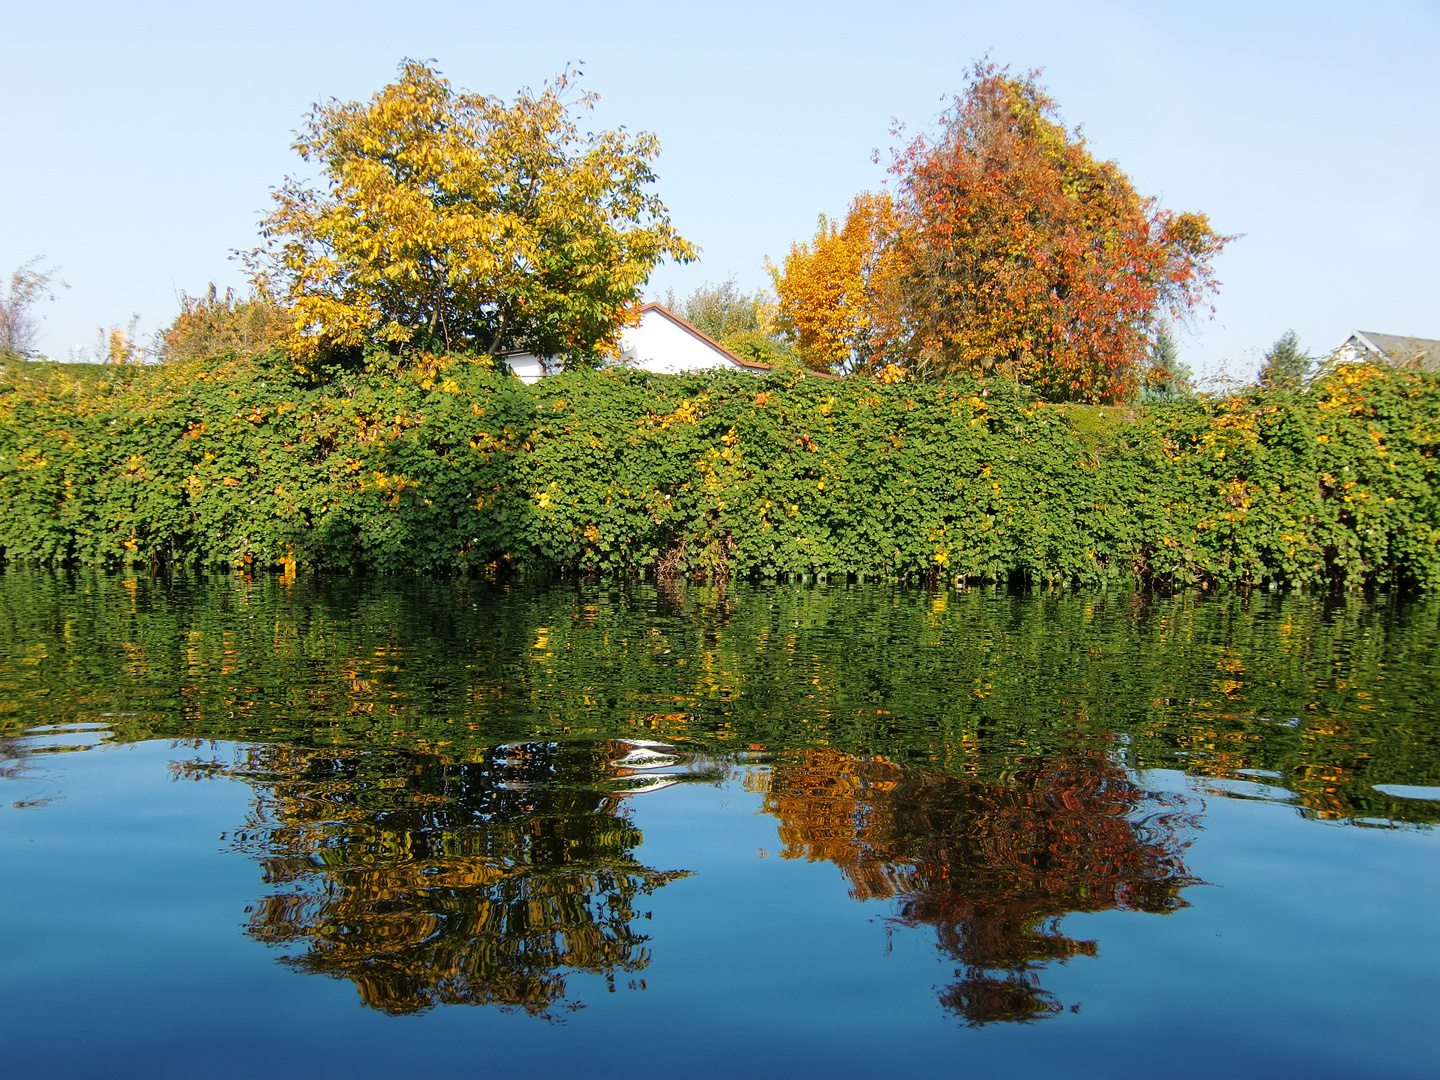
1,572,1437,1078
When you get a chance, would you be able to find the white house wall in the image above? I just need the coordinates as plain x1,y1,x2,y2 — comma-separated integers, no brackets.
504,353,547,384
618,313,743,374
1332,338,1367,367
502,308,750,382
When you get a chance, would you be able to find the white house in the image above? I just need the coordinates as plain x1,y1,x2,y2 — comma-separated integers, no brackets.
1332,330,1439,372
501,303,777,383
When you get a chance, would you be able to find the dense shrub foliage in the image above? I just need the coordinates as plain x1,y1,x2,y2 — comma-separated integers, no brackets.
1,352,1436,588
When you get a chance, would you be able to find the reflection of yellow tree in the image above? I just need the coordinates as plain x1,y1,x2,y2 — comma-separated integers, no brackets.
761,748,1200,1025
210,740,692,1016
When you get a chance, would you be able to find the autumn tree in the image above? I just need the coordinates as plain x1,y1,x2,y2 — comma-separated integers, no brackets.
159,285,287,363
247,60,697,365
885,64,1230,401
769,192,905,374
771,65,1230,397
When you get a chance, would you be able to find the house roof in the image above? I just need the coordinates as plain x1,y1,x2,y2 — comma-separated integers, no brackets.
634,303,839,380
499,304,839,380
635,303,770,371
1348,331,1440,371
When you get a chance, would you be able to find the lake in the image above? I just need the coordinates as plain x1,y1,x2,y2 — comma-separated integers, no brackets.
2,571,1437,1078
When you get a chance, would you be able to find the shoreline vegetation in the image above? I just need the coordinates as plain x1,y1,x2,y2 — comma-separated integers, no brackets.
1,350,1436,590
6,63,1396,595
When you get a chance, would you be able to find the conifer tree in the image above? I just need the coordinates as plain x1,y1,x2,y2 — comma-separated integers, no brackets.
1258,330,1310,389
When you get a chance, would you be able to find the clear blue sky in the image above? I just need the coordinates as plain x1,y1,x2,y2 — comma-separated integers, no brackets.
5,0,1437,379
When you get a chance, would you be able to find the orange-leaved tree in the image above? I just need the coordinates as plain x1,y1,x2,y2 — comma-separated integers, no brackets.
769,192,905,375
888,63,1230,401
246,60,696,366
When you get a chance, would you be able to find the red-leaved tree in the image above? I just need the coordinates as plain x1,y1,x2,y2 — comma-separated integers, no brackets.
889,63,1231,402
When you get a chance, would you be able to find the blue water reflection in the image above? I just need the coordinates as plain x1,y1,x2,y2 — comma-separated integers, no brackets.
1,572,1438,1077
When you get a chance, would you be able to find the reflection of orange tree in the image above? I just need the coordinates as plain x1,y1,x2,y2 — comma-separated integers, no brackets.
208,740,692,1016
760,748,1200,1025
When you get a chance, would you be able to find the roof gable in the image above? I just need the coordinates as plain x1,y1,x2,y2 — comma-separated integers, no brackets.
630,304,773,371
501,304,838,381
1348,331,1440,371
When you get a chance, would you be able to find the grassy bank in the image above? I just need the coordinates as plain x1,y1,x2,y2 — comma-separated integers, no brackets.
1,350,1436,588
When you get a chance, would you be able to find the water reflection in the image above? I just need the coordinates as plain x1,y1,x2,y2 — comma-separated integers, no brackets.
191,733,1201,1025
187,739,705,1016
3,571,1437,827
2,572,1437,1029
758,748,1201,1024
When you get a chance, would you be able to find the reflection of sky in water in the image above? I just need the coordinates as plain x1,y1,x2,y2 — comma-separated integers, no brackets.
1,575,1439,1075
2,735,1438,1079
1372,784,1440,802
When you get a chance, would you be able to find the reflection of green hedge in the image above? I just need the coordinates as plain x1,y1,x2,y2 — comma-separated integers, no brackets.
2,572,1437,826
2,352,1437,588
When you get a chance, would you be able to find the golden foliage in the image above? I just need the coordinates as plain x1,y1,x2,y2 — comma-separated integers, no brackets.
769,192,906,375
247,60,696,364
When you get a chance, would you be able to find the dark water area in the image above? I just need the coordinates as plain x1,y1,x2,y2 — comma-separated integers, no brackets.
1,571,1437,1078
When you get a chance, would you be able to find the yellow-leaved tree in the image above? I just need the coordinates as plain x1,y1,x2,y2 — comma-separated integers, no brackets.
247,60,697,365
769,192,905,375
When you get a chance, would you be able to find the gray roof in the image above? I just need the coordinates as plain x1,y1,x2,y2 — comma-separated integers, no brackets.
1350,331,1440,371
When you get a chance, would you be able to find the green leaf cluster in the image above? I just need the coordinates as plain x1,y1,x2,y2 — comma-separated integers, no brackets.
1,351,1436,589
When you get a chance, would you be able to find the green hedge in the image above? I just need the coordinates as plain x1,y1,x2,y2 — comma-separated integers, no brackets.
2,351,1437,588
